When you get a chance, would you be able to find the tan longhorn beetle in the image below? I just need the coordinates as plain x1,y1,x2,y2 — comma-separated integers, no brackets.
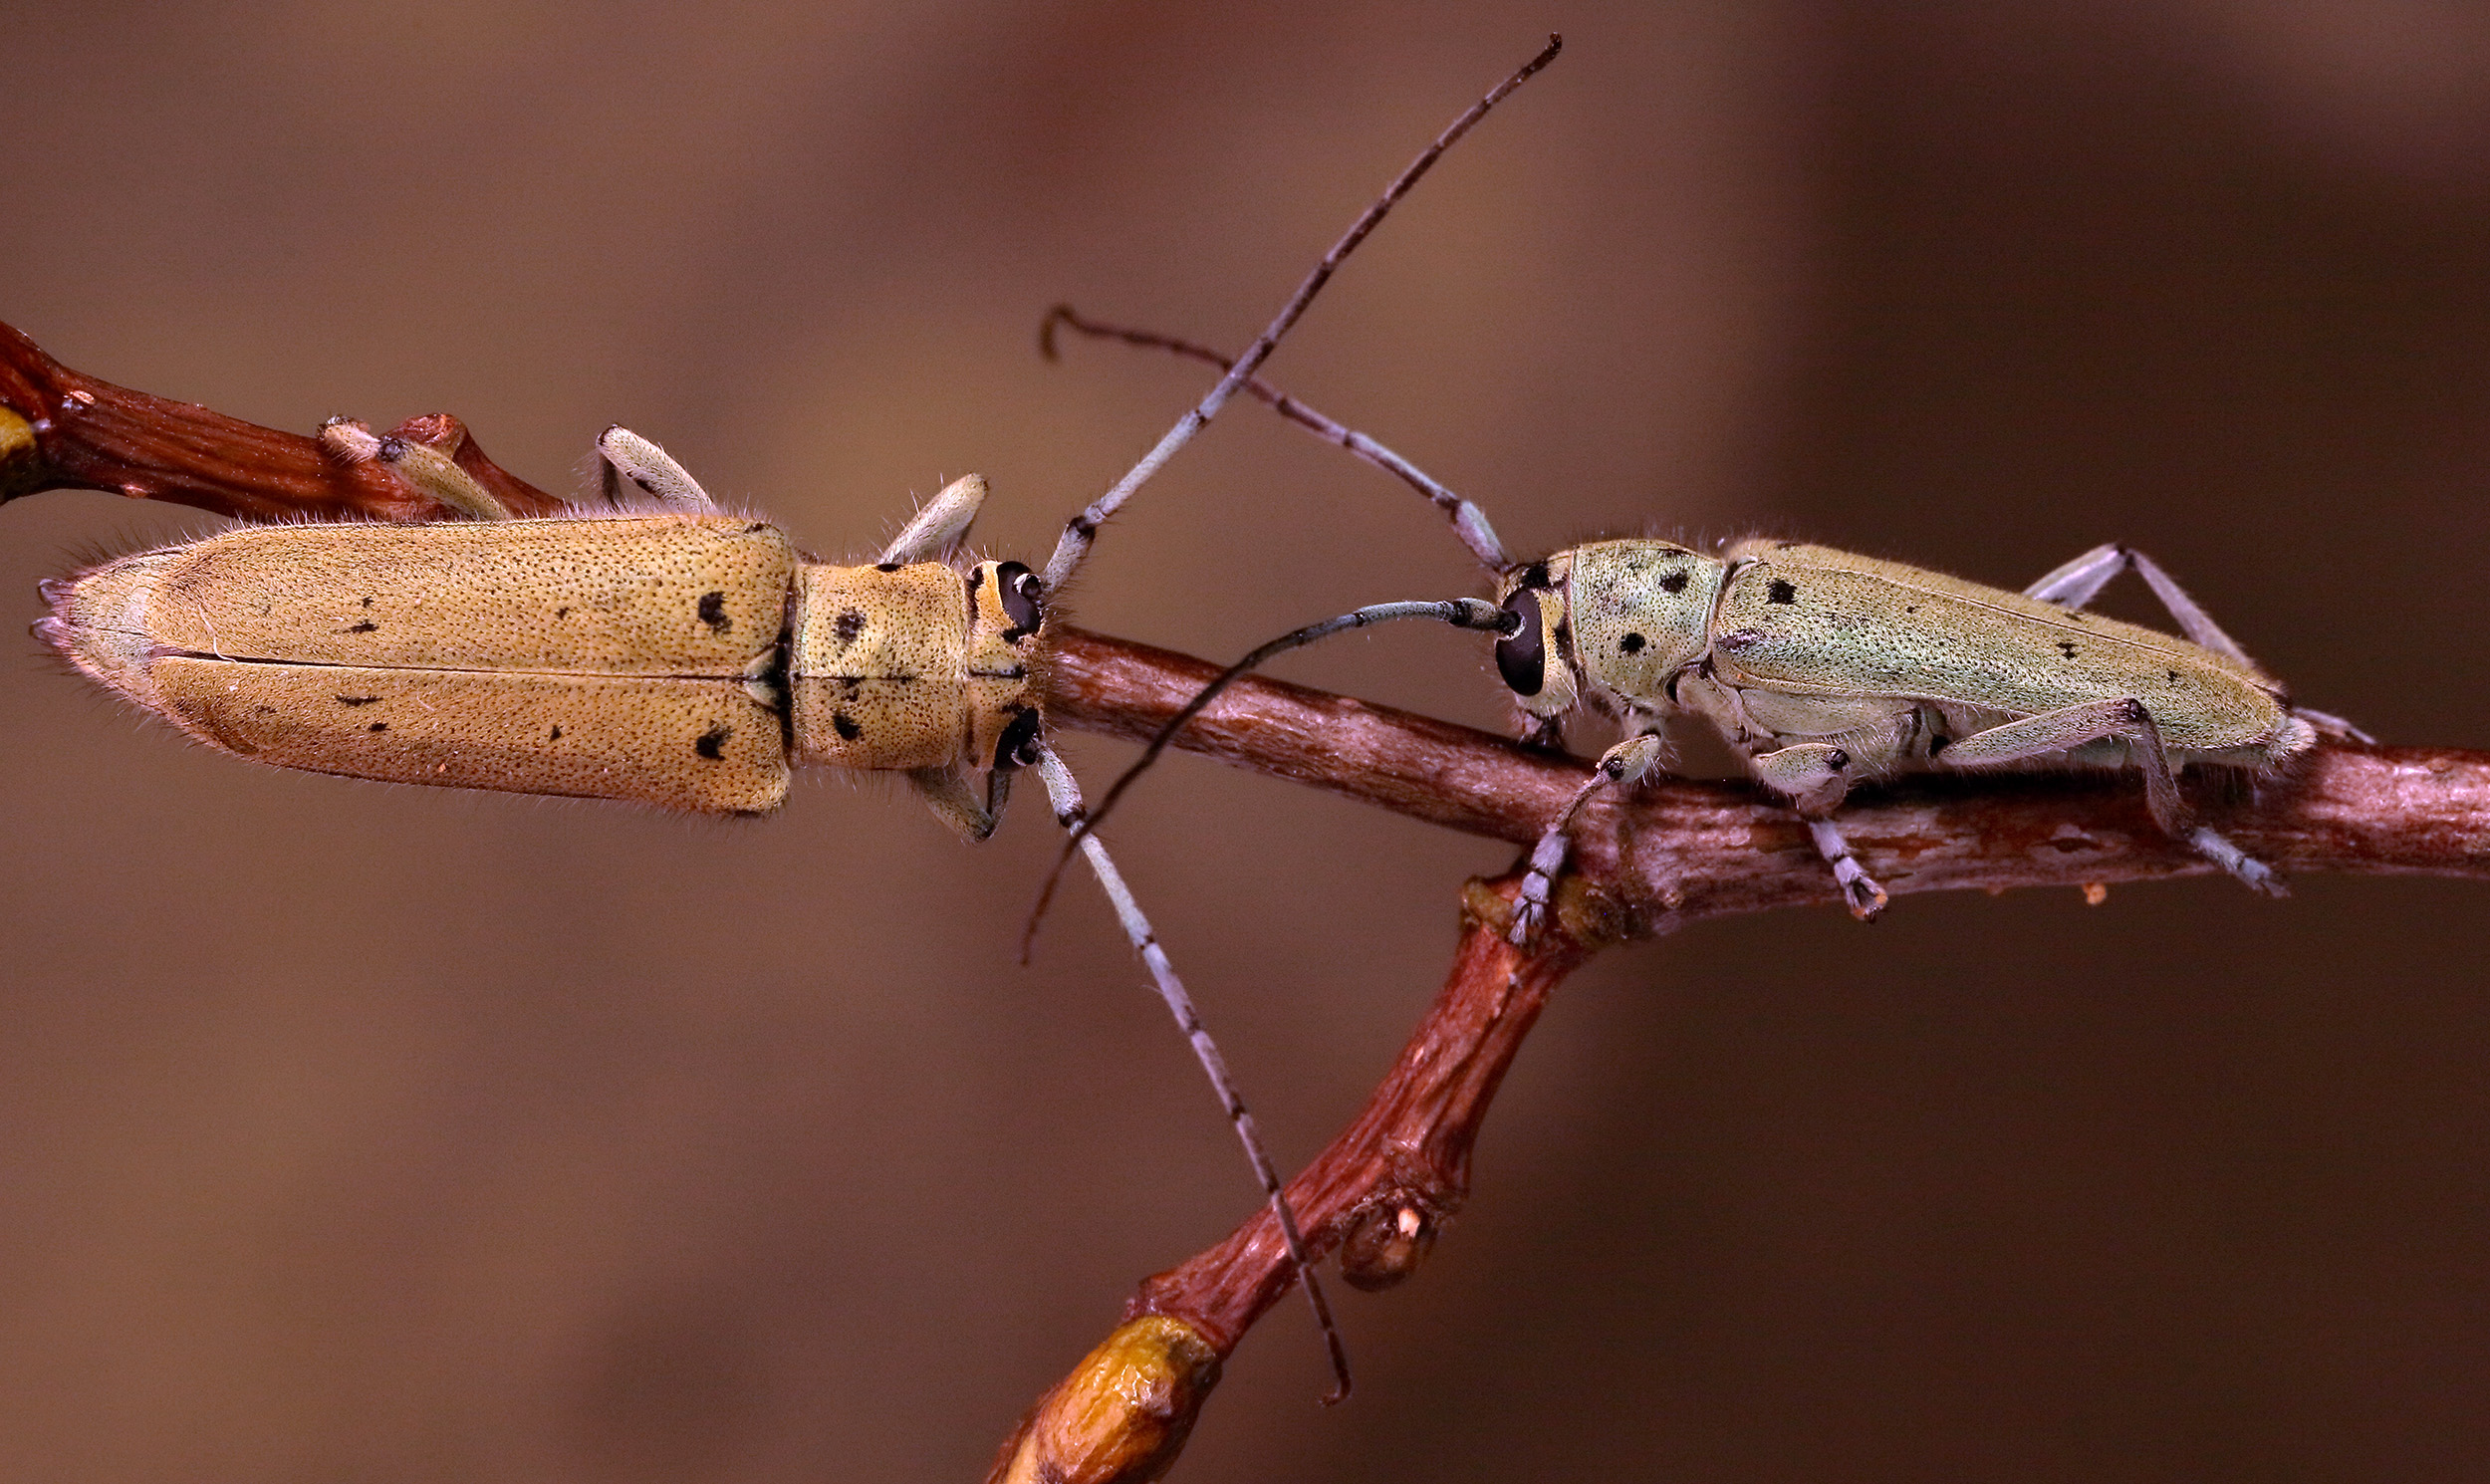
32,37,1568,1399
1034,308,2367,940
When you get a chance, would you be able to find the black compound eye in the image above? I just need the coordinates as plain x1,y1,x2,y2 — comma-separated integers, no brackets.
995,561,1043,638
1495,588,1547,698
994,707,1044,771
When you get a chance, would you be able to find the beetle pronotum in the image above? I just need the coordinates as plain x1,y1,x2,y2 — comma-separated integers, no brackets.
1033,310,2366,939
32,38,1566,1398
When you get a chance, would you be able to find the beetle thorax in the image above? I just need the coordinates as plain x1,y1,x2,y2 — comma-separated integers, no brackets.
789,559,1042,774
1554,541,1724,714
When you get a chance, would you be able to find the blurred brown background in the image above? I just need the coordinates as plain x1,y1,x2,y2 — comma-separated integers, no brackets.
4,3,2488,1480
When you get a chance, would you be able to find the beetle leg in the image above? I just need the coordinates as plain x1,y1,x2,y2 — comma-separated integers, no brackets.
1939,696,2288,896
2029,545,2372,744
1747,740,1859,815
1746,741,1890,919
907,764,999,842
879,475,988,565
1943,697,2188,825
594,426,720,514
1808,819,1889,920
2023,543,2128,610
1510,730,1665,944
1517,713,1566,751
2285,704,2375,745
2024,544,2259,662
319,416,515,520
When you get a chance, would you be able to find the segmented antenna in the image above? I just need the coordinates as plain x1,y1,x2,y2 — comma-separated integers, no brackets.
1040,306,1514,572
1023,599,1513,956
1040,33,1561,593
1023,300,1529,945
1030,36,1565,1398
1029,745,1355,1402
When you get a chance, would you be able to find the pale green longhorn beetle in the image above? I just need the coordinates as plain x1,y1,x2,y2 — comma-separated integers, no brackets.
1039,309,2367,939
32,40,1569,1398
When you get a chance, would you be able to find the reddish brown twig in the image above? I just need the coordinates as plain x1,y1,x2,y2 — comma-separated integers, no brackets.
0,321,562,523
5,322,2484,1484
1049,627,2490,931
988,885,1585,1484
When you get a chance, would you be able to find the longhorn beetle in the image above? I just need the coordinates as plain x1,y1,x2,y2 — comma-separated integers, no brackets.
31,38,1567,1396
1032,308,2366,940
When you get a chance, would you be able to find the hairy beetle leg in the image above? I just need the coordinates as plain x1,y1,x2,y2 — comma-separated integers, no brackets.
1806,818,1890,920
1510,731,1665,946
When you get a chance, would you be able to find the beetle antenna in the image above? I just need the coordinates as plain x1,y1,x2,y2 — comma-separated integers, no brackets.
1022,599,1512,957
1040,34,1560,592
1041,305,1513,572
1027,744,1355,1402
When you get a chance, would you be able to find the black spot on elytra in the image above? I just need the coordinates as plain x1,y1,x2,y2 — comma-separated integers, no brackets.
359,597,374,608
1905,605,1919,614
2167,669,2180,683
835,609,867,645
833,712,862,741
556,607,570,618
874,562,902,574
368,722,387,733
1766,579,1797,606
549,725,563,741
1658,570,1689,594
346,619,377,633
694,725,731,760
253,704,275,715
336,694,379,707
2058,640,2078,659
697,591,731,632
1620,632,1646,654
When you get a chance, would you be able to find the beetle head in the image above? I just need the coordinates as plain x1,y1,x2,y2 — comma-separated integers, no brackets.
1493,556,1578,721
